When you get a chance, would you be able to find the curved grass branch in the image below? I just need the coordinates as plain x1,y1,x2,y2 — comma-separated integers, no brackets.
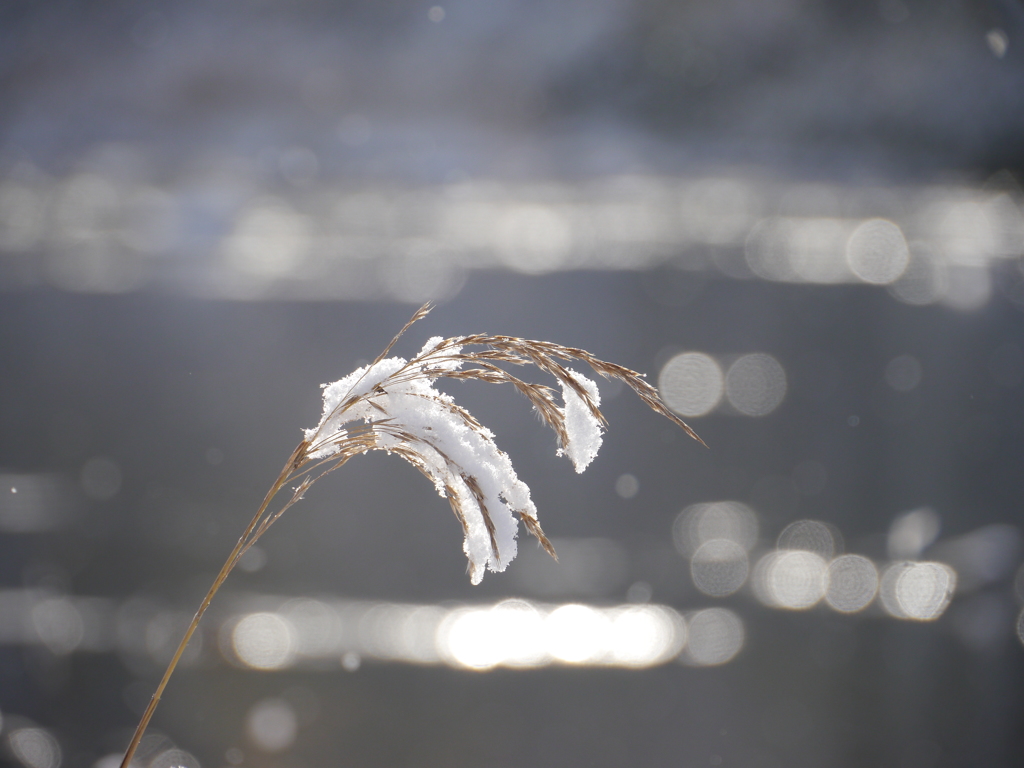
119,304,702,767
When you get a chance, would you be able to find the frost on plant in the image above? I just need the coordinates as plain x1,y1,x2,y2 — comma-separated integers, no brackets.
300,304,703,584
117,303,705,768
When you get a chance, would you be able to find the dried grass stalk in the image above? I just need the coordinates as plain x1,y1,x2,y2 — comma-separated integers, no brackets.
120,303,702,768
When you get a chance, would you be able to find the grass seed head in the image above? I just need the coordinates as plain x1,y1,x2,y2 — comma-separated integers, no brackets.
300,303,703,583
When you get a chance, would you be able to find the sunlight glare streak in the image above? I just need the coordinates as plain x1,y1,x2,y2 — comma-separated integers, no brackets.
888,244,948,305
681,178,757,246
281,599,343,659
606,606,685,667
0,182,45,251
436,602,546,670
745,218,796,281
928,524,1021,592
544,604,611,664
223,199,311,278
941,264,992,311
496,204,574,274
358,604,420,660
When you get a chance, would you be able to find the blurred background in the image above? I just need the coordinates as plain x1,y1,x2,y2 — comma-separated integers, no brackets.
2,0,1024,766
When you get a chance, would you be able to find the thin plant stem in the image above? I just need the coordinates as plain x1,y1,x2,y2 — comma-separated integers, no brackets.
119,442,308,768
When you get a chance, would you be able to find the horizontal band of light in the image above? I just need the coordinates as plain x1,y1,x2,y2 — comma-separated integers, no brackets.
222,598,745,671
1,170,1017,307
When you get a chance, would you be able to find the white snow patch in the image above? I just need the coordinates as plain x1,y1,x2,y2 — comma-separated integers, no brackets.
557,369,604,473
305,352,543,583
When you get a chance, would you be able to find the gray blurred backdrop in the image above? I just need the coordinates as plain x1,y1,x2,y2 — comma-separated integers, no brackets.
1,1,1024,767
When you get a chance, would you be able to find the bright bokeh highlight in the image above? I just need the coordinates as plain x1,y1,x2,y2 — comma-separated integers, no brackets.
606,606,685,667
754,550,828,610
658,352,724,417
437,601,546,670
825,555,879,613
436,601,686,669
544,604,611,664
880,562,957,620
231,612,296,669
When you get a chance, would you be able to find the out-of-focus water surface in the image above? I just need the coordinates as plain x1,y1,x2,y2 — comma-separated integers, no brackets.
2,2,1023,766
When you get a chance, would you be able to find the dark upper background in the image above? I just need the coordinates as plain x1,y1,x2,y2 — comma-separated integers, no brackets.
1,1,1023,767
2,0,1023,180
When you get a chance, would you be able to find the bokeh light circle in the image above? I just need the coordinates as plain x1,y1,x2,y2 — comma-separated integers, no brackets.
777,519,839,559
683,608,745,666
673,501,759,557
754,550,828,609
247,698,299,752
724,354,787,416
846,218,910,284
896,562,956,620
606,606,683,667
825,555,879,613
658,352,724,417
231,612,296,669
8,728,62,768
879,562,957,620
690,539,750,597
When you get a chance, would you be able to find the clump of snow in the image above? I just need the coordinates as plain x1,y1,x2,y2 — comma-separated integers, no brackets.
415,337,464,374
557,369,604,473
305,349,538,584
304,356,408,459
